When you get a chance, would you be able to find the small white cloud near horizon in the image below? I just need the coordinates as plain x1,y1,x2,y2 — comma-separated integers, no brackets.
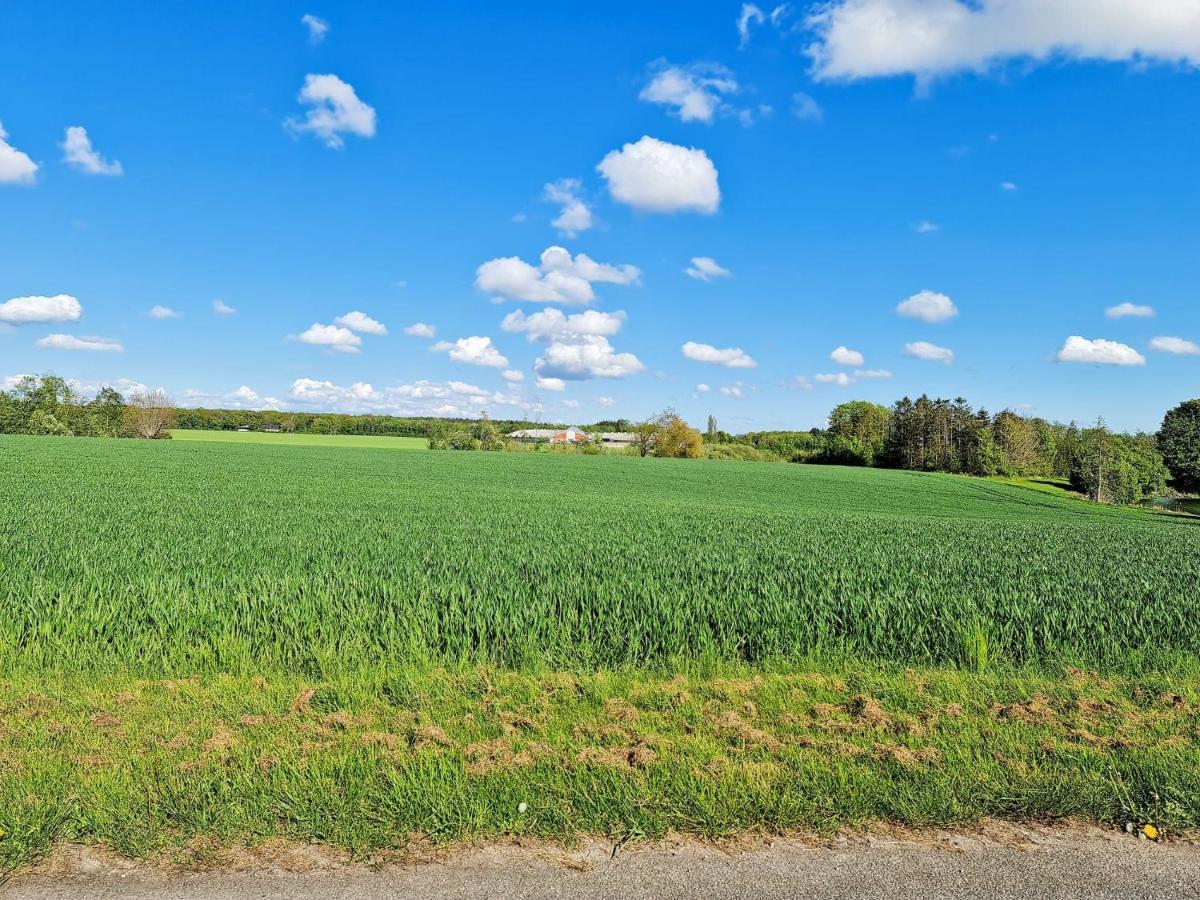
597,135,720,214
685,257,732,282
0,119,38,185
804,0,1200,83
1055,336,1145,366
0,294,82,324
1149,336,1200,356
830,345,864,366
334,310,387,335
905,341,955,364
431,335,509,368
149,305,180,319
914,220,940,234
36,334,123,353
213,299,236,316
897,290,958,323
403,322,436,338
1106,302,1155,319
61,126,123,176
287,74,376,149
791,92,824,122
301,13,330,43
815,372,853,387
501,369,524,383
719,382,745,398
543,178,594,237
682,341,757,368
476,246,640,305
639,61,739,124
298,323,362,353
536,376,566,392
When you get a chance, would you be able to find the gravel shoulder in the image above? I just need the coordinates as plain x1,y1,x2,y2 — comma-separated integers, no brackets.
5,822,1199,900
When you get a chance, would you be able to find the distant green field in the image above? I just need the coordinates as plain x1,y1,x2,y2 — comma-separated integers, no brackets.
2,433,1196,673
170,429,427,450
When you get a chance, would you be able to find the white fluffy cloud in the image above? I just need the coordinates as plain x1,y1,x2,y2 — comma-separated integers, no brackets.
534,335,645,381
805,0,1200,83
149,305,180,319
501,369,524,382
475,246,640,305
812,368,894,387
61,126,123,176
501,308,626,342
905,341,955,364
288,377,522,417
36,334,123,353
897,289,958,323
682,341,757,368
213,299,236,316
536,376,566,392
301,13,329,43
719,382,746,398
543,178,594,237
404,322,436,338
815,372,853,386
1106,302,1155,319
685,257,732,282
639,62,739,123
287,74,376,148
1149,336,1200,356
597,136,720,214
915,220,940,234
830,345,864,366
432,335,509,368
0,294,82,324
0,120,38,185
298,323,362,353
334,310,387,335
1056,335,1145,366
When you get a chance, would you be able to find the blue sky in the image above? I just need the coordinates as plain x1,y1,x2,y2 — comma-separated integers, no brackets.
2,1,1198,432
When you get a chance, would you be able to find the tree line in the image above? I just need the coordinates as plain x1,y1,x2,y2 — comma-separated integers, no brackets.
0,376,173,439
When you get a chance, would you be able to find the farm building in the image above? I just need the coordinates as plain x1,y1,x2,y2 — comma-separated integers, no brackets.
261,423,282,433
508,427,592,444
598,432,635,449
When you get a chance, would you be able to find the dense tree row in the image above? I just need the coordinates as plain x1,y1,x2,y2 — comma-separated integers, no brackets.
0,376,172,438
173,406,550,437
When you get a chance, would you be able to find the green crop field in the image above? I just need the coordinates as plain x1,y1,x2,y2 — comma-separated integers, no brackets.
1,433,1198,869
2,433,1198,674
169,428,428,450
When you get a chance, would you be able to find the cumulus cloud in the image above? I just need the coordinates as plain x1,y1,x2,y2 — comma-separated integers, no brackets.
791,92,824,122
686,257,732,282
0,294,82,324
501,369,524,382
287,376,521,417
475,246,640,305
682,341,757,368
404,322,436,338
213,299,236,316
61,126,123,176
1106,302,1155,319
905,341,955,364
830,345,864,366
915,220,940,234
334,310,387,335
1149,336,1200,356
501,308,626,342
0,119,38,185
36,334,123,353
534,335,645,381
298,323,362,353
431,335,509,368
536,376,566,392
149,305,180,319
287,74,376,148
597,396,616,407
815,372,853,386
231,385,259,403
805,0,1200,83
897,289,958,323
597,136,720,214
1056,335,1145,366
639,62,739,124
719,382,746,398
301,13,330,43
695,383,711,393
543,178,594,237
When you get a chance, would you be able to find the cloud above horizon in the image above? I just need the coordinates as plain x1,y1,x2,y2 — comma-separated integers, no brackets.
597,136,720,214
1056,335,1145,366
287,74,376,148
475,246,640,305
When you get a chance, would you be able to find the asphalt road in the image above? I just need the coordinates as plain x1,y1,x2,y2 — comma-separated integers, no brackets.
5,824,1198,900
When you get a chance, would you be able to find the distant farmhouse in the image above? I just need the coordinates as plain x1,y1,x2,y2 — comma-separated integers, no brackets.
507,427,635,449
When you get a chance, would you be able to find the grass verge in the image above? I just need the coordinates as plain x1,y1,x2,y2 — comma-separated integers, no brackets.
2,664,1197,872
